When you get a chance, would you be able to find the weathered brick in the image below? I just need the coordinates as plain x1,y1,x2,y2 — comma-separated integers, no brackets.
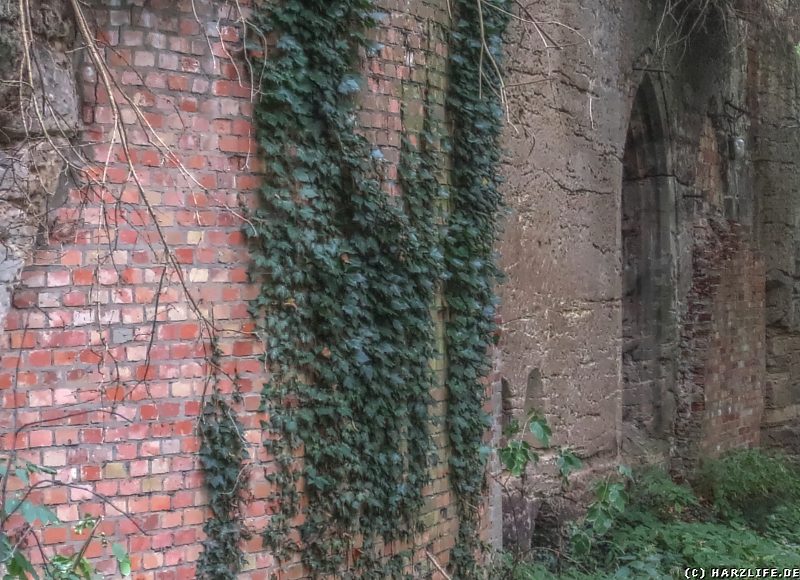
0,2,470,578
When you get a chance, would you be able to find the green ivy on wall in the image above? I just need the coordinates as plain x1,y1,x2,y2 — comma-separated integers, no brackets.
445,0,510,576
210,0,512,576
196,346,250,579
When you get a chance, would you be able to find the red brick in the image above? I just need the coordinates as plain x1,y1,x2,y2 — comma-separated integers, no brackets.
29,430,53,447
0,4,474,578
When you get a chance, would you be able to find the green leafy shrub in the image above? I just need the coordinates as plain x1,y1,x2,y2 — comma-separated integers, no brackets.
762,502,800,545
606,520,800,572
518,450,800,579
570,468,630,559
0,455,130,579
694,449,800,518
626,468,697,521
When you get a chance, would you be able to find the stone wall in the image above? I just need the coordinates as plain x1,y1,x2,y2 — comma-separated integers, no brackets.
751,2,800,451
0,0,80,338
499,0,626,466
497,0,791,545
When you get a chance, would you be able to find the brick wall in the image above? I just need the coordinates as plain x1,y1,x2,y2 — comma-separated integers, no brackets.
0,0,487,577
675,218,765,469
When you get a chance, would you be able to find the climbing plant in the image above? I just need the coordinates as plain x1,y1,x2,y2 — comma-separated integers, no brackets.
247,0,445,576
241,0,510,576
444,0,510,577
196,369,250,579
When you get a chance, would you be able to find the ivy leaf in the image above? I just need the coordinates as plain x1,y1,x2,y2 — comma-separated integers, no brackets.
337,76,361,95
276,34,300,51
14,468,29,485
366,42,384,56
557,449,583,482
20,501,58,525
299,185,318,199
0,532,14,561
528,415,552,447
368,11,389,23
113,543,131,576
293,168,312,183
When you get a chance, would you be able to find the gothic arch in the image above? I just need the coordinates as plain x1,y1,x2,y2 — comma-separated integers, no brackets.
621,74,678,457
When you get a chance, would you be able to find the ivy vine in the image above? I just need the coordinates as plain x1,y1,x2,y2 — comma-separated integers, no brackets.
219,0,512,576
444,0,510,577
248,1,444,576
196,345,250,579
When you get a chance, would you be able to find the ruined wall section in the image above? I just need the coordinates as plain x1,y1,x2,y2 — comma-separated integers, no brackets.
700,224,765,455
676,219,765,470
664,16,768,469
498,0,630,464
2,0,268,575
498,0,769,493
0,0,79,334
496,0,638,551
750,2,800,450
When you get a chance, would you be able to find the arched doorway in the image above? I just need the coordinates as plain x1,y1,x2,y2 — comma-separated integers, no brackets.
621,76,678,456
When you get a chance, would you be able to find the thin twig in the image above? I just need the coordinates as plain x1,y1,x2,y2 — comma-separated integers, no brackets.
426,550,452,579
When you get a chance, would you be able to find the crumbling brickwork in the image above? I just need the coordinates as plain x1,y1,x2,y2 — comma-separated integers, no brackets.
676,219,766,470
0,0,79,335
